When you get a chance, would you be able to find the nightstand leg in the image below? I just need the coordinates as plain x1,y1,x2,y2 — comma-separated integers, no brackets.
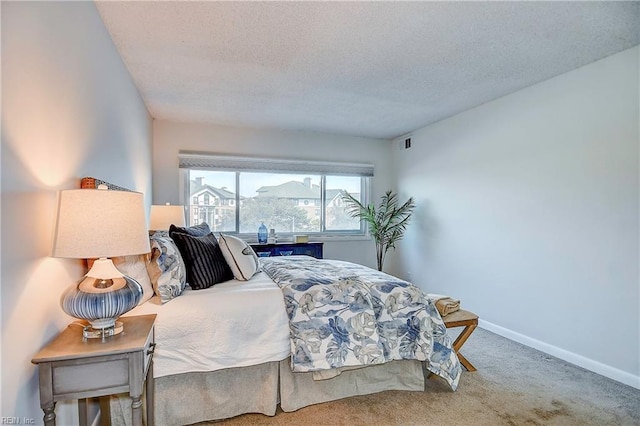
38,363,56,426
131,395,143,426
43,402,56,426
146,359,155,426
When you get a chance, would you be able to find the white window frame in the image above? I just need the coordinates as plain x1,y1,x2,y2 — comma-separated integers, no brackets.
178,152,373,241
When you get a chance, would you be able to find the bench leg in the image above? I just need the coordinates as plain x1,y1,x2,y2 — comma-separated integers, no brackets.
452,323,477,372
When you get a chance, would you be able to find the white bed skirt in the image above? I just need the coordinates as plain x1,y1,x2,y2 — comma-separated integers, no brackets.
110,359,427,425
279,359,425,412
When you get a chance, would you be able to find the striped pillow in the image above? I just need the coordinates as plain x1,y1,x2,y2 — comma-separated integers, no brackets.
169,231,234,290
169,222,211,237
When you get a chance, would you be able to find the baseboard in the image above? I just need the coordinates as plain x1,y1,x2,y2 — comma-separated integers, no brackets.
478,319,640,390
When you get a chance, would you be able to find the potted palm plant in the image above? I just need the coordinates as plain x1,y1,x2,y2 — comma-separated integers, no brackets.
342,190,416,271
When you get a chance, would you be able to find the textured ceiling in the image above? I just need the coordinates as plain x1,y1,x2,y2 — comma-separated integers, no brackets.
95,1,640,140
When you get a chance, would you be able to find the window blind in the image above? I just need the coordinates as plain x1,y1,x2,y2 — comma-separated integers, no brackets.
178,152,374,177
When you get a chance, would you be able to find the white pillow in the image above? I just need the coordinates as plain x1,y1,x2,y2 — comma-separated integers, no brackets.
113,254,154,305
218,234,259,281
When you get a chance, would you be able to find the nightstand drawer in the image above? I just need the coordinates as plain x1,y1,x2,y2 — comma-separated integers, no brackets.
53,358,129,396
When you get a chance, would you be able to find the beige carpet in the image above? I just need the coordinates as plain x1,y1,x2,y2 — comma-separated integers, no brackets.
197,328,639,426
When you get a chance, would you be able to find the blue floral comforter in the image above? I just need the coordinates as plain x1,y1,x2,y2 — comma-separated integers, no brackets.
260,256,461,390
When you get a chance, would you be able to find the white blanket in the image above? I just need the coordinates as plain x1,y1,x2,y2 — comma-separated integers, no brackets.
124,272,290,378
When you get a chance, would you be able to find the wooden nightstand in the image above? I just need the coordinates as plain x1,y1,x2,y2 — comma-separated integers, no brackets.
32,314,156,426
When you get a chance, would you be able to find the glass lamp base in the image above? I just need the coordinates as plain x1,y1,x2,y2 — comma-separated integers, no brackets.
82,321,124,339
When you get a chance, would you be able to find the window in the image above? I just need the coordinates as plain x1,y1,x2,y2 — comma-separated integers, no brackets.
325,175,361,231
179,153,372,237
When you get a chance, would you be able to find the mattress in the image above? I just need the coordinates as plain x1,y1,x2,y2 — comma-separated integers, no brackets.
123,272,290,378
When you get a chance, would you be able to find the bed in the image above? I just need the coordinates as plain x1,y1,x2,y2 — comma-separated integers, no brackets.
81,178,461,425
109,256,460,425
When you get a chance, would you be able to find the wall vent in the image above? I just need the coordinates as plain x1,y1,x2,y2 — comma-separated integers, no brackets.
395,134,413,150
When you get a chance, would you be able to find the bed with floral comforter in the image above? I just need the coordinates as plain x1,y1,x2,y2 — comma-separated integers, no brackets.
261,256,461,390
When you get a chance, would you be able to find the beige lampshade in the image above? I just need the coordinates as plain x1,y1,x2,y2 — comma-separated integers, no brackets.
149,204,186,230
52,189,150,259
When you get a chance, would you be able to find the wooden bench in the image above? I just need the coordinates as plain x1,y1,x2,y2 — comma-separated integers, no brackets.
442,309,478,372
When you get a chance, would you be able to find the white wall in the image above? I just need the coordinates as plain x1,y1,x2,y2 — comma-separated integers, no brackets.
392,46,639,387
153,120,393,269
1,2,152,422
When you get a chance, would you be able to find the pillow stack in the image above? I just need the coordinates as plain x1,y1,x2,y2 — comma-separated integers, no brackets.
127,222,262,305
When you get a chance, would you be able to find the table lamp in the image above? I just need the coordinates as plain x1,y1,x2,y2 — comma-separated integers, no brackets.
149,203,186,231
52,186,150,338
